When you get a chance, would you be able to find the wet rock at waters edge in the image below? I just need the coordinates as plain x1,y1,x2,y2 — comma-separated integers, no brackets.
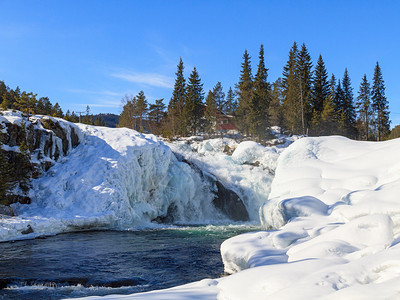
213,181,249,221
152,203,178,224
21,224,34,235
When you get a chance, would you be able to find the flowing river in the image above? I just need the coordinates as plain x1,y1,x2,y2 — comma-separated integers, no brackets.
0,224,259,299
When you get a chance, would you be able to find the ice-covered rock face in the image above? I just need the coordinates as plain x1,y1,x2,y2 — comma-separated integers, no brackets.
0,111,82,162
0,116,295,241
0,111,83,206
168,137,293,222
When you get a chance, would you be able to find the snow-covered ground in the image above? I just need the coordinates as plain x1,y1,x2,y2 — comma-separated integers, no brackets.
74,136,400,299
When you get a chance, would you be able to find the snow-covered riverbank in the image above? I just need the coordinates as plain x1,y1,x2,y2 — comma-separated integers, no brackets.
75,136,400,299
3,112,400,299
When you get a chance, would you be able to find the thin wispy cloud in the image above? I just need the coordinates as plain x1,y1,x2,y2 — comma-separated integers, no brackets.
111,72,174,89
76,99,123,109
66,89,122,97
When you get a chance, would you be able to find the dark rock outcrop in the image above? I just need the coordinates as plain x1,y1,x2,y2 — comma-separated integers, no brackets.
0,113,81,206
152,203,178,224
213,181,249,221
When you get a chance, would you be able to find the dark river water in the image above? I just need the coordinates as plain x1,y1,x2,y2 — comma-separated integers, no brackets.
0,225,259,299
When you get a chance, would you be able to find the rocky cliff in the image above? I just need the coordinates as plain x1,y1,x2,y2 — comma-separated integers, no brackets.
0,111,82,207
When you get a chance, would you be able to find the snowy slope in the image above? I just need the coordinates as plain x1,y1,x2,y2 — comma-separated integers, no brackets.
79,136,400,299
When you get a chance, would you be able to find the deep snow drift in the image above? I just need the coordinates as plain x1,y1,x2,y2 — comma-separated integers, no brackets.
78,136,400,299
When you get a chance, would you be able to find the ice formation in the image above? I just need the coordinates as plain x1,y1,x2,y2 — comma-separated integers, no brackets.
168,135,292,221
0,113,292,242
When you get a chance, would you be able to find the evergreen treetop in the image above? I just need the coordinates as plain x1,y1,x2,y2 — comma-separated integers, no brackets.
212,82,225,113
296,43,313,133
225,87,237,115
184,67,204,135
168,58,186,136
372,62,390,140
311,54,329,117
356,74,372,140
236,49,253,135
249,44,271,139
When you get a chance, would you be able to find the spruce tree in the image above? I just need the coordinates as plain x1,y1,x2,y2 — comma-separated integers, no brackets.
334,79,344,113
204,90,217,135
329,74,337,99
168,58,186,136
311,55,329,119
236,49,253,135
52,102,63,118
296,43,313,134
320,97,338,135
356,74,373,140
148,99,166,135
372,62,390,141
212,82,225,113
249,44,270,139
184,67,204,135
135,91,148,132
269,78,284,128
225,87,237,115
341,68,357,137
282,42,301,134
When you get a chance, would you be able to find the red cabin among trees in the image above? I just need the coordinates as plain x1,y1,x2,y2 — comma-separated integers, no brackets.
215,113,238,135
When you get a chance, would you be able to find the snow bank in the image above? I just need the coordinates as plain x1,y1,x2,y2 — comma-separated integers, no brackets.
219,136,400,299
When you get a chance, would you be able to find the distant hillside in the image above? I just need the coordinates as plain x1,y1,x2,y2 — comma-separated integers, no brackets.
94,113,119,128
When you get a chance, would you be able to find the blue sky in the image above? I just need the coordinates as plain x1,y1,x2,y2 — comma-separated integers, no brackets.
0,1,399,125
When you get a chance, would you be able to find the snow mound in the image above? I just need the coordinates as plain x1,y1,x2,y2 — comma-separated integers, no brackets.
218,136,400,299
